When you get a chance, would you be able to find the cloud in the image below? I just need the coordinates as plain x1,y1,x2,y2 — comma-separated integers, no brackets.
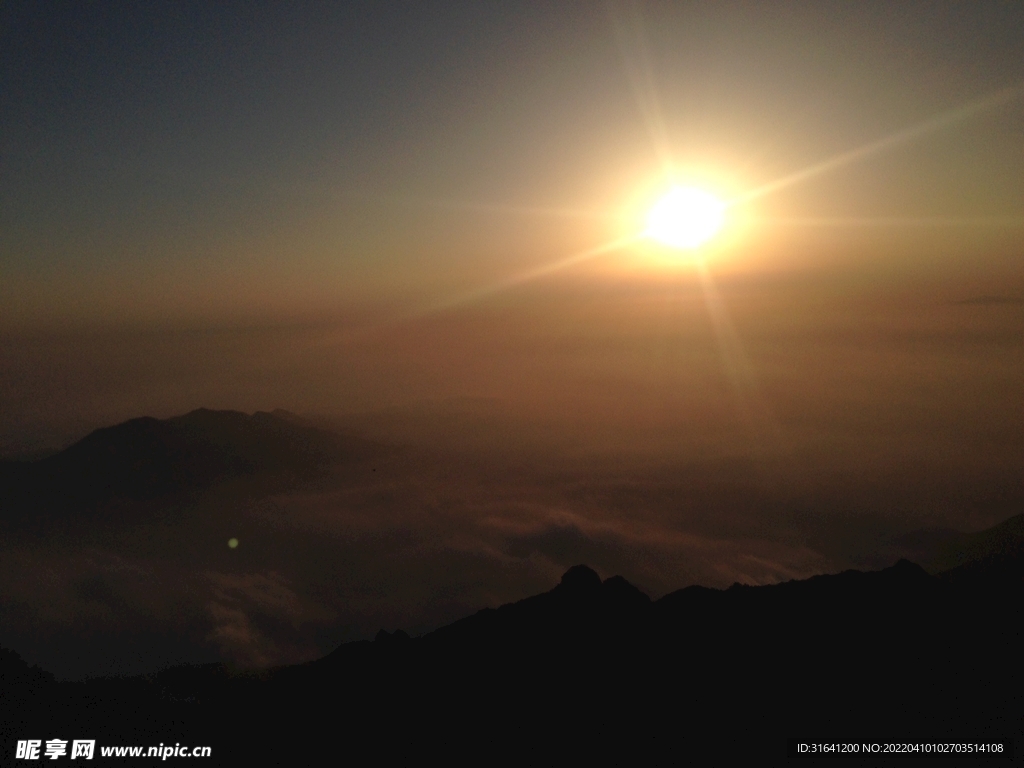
205,571,334,668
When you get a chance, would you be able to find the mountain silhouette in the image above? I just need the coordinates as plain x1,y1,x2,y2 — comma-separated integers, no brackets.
2,551,1019,763
933,513,1024,591
0,409,383,530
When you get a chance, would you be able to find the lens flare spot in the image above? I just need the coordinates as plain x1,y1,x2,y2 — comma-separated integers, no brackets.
227,538,239,549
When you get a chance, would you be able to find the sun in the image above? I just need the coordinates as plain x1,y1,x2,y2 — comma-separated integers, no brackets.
645,186,726,249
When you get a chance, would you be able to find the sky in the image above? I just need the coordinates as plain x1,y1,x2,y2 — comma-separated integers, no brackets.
3,0,1023,446
3,1,1023,323
1,2,1024,675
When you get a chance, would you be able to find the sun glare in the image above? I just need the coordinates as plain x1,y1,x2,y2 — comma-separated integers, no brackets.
645,186,726,249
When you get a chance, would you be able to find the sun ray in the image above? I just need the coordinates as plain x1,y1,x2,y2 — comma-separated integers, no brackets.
694,262,789,471
607,0,676,179
731,83,1024,206
407,234,640,320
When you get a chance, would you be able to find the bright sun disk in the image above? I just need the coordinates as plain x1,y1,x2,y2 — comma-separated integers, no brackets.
645,186,726,249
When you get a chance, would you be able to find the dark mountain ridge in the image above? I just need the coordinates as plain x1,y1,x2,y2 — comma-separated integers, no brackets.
0,409,1019,760
0,409,383,529
3,552,1019,763
931,513,1024,582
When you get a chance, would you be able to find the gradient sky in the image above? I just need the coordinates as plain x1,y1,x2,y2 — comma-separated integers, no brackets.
2,0,1024,457
3,1,1023,324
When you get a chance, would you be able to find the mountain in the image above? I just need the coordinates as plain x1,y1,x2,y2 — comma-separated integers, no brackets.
0,408,384,529
929,512,1024,569
3,553,1019,763
893,513,1024,581
932,513,1024,588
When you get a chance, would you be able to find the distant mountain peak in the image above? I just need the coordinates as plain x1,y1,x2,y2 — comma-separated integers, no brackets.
558,564,602,592
1,408,386,520
889,558,928,574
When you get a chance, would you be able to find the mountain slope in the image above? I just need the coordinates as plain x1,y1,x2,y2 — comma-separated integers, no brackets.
0,408,384,525
2,552,1020,763
930,512,1024,568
